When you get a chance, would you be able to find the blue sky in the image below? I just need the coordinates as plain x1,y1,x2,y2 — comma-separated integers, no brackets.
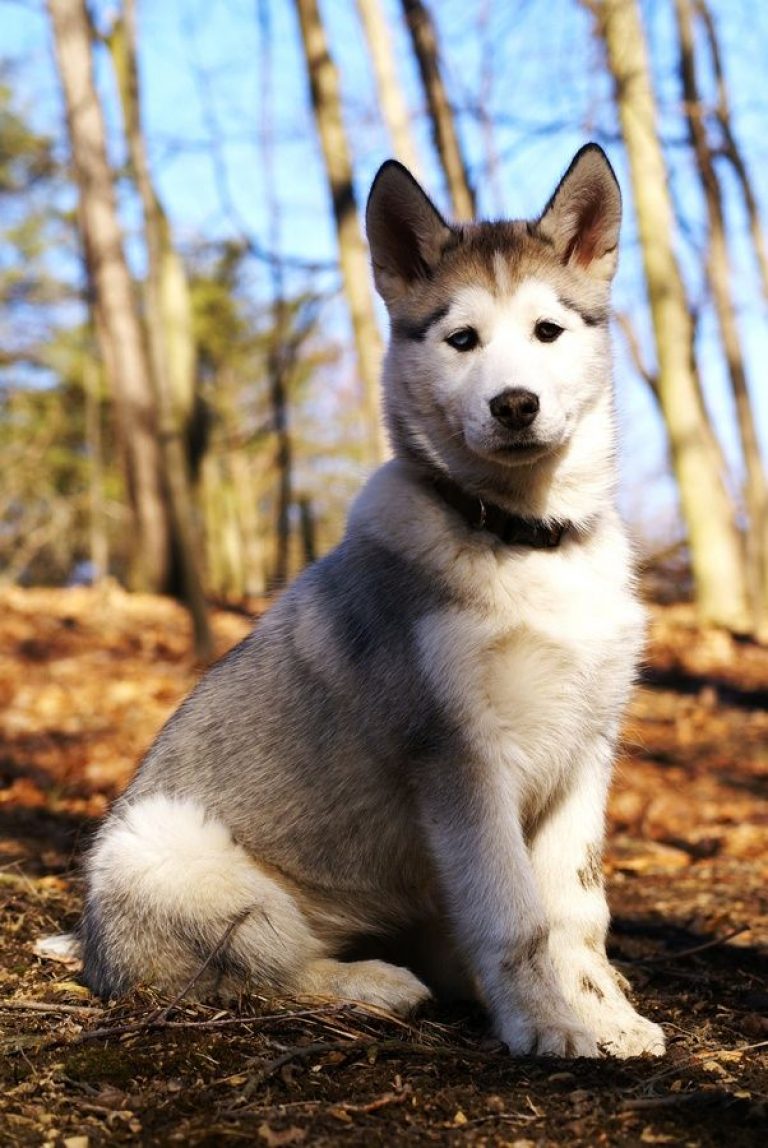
1,0,767,548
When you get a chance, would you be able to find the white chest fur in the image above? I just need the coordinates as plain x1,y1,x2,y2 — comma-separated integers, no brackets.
352,461,643,808
414,522,644,811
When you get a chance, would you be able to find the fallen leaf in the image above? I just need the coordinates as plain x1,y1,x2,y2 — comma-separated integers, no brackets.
257,1124,307,1146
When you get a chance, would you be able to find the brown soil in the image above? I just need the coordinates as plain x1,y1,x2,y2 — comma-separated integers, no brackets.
0,586,766,1146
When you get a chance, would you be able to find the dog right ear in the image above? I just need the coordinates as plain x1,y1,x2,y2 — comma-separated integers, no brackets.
366,161,454,306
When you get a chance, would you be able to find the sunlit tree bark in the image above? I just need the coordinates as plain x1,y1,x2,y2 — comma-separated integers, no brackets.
83,345,108,584
107,0,212,659
48,0,171,593
356,0,422,177
695,0,768,303
258,0,292,586
293,0,386,466
675,0,768,640
592,0,750,633
400,0,475,219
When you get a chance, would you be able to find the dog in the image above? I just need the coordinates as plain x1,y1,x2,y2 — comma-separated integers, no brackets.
64,144,665,1059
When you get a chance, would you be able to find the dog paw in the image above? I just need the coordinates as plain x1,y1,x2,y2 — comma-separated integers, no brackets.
595,1011,666,1059
501,1016,600,1059
303,958,432,1016
348,960,432,1015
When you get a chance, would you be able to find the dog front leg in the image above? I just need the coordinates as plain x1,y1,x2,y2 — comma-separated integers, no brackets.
418,758,598,1057
529,736,665,1058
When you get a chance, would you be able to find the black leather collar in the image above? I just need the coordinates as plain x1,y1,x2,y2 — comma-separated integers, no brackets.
430,474,570,549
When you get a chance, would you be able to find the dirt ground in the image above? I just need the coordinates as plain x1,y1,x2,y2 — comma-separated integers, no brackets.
1,585,766,1147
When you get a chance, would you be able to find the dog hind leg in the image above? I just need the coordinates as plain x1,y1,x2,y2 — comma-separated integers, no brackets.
80,794,429,1014
81,793,319,998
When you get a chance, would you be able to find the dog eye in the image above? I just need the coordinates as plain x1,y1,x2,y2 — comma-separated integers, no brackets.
534,320,564,343
445,327,479,352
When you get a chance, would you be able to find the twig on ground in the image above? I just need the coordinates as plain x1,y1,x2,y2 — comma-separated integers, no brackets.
623,1036,768,1096
0,1000,104,1015
2,1000,373,1058
335,1084,412,1116
703,1039,768,1056
234,1036,496,1107
634,926,749,964
622,1090,733,1111
152,908,252,1023
160,1005,351,1035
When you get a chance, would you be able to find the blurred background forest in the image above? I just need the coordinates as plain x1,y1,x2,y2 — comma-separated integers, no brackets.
1,0,767,655
2,5,768,1141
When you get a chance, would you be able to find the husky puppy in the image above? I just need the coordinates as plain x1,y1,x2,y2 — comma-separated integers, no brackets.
74,145,665,1059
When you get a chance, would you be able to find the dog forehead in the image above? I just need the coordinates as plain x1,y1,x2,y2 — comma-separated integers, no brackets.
451,272,563,317
441,220,546,292
395,221,566,315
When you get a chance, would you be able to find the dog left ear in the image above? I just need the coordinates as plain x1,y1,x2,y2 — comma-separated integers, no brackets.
366,160,454,306
537,144,621,281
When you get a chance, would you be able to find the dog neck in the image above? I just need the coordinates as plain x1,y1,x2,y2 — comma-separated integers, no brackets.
424,472,572,549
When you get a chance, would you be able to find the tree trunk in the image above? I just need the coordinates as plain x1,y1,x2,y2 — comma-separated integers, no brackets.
593,0,750,633
356,0,422,176
48,0,171,593
400,0,475,219
203,454,245,603
293,0,387,467
258,0,293,586
298,497,317,566
694,0,768,303
262,309,292,588
83,346,108,584
230,450,266,598
675,0,768,640
107,0,212,660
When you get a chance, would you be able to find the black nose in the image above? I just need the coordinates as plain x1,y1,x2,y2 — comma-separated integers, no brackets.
489,388,540,430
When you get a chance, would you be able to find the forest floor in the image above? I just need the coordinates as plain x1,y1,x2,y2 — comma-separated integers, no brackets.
0,585,766,1147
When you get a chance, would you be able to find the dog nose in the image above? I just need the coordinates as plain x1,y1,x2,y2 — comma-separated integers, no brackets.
489,388,540,430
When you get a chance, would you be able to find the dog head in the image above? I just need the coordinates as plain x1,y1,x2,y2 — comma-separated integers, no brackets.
366,145,621,489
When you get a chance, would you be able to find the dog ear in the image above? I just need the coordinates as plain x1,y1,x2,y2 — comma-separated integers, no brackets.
366,161,454,305
537,144,621,281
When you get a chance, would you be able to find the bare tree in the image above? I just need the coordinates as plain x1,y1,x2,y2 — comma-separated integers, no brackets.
695,0,768,302
258,0,292,586
400,0,475,218
675,0,768,640
356,0,422,176
48,0,171,593
293,0,387,466
591,0,750,633
107,0,212,659
83,342,108,584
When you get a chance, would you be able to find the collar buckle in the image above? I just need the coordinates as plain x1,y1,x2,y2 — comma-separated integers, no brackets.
429,474,571,550
471,496,487,531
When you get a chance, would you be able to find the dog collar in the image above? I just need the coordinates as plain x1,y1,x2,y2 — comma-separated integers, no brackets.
429,475,570,549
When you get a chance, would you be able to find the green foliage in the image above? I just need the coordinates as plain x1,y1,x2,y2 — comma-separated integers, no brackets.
0,75,55,195
188,240,352,591
0,73,80,373
189,240,329,446
190,240,251,378
0,74,122,585
0,72,353,593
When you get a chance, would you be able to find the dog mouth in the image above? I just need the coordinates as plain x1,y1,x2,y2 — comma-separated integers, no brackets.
460,426,559,466
495,441,544,454
491,438,553,463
